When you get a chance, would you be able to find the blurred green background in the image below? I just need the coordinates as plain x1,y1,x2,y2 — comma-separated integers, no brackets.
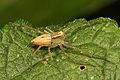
0,0,117,26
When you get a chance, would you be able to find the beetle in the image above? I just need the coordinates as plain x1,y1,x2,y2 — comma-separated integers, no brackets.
31,27,70,59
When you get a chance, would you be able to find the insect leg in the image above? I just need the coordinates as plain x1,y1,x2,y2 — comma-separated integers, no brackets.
46,27,54,33
63,42,82,53
48,47,53,60
63,42,75,48
32,46,41,55
44,30,51,34
63,42,73,48
59,44,68,55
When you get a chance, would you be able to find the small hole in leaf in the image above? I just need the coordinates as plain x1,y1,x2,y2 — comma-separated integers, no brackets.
80,64,86,71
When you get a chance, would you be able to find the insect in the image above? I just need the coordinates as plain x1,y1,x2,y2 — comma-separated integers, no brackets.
31,27,71,59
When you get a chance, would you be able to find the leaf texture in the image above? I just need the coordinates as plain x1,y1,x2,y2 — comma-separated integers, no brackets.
0,18,120,80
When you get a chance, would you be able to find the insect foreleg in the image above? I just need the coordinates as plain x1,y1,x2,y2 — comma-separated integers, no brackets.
63,42,74,48
63,42,81,52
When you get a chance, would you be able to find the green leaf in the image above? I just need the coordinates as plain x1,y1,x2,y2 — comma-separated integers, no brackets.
0,17,120,80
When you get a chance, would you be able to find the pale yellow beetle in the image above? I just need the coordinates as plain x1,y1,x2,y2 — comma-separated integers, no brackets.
31,27,70,59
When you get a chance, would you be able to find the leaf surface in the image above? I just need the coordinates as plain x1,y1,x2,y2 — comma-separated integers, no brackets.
0,18,120,80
